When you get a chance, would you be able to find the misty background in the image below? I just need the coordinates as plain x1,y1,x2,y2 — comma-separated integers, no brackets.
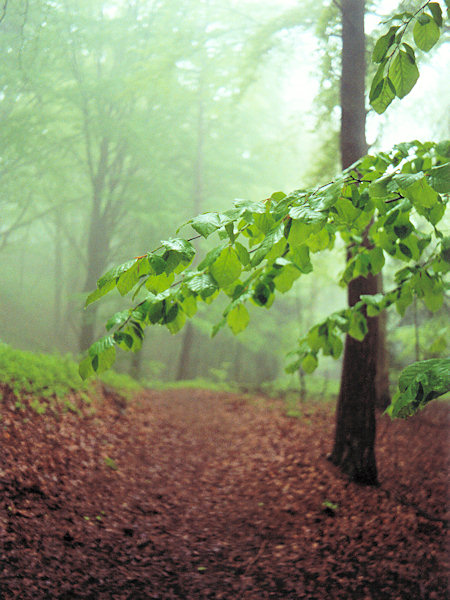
1,0,448,390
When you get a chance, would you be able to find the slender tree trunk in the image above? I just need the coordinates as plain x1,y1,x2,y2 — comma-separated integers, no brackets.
329,0,379,485
176,78,205,380
79,211,109,351
130,348,143,380
79,137,111,352
53,209,63,345
177,321,194,380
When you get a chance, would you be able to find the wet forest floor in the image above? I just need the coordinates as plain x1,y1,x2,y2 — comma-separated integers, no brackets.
0,385,448,599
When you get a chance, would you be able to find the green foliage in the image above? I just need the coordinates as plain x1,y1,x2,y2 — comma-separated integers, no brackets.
81,141,449,406
386,358,450,418
0,343,89,402
0,343,141,412
104,456,119,471
370,1,445,113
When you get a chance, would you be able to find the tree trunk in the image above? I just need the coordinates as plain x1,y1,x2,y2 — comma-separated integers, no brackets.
79,192,110,351
176,77,205,380
79,136,111,352
176,321,194,381
329,0,379,485
375,301,391,410
330,264,379,485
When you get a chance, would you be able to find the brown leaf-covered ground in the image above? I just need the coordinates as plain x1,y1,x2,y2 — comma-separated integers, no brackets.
0,384,448,599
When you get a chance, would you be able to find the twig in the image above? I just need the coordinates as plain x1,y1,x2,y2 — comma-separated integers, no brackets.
0,0,8,24
242,540,267,579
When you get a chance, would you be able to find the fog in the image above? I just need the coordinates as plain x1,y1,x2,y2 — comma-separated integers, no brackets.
1,0,448,388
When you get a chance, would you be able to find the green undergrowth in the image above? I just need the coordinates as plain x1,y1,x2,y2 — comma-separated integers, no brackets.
0,343,340,419
0,343,142,414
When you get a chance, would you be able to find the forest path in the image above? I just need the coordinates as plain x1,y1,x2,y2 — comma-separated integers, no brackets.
0,386,448,599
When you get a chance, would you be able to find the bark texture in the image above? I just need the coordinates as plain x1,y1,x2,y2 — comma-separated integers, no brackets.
330,0,379,485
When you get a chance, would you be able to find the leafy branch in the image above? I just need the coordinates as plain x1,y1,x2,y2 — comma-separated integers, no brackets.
79,140,449,420
370,1,445,113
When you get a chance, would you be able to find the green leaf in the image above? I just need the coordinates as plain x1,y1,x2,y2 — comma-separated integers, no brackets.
85,279,116,307
145,272,174,294
180,295,197,318
187,273,217,298
360,293,385,316
149,255,166,275
106,310,129,331
251,281,274,307
271,191,287,201
209,247,242,287
166,308,186,334
190,213,224,238
113,331,134,350
398,242,413,259
370,76,396,114
88,335,116,375
288,220,316,249
307,326,323,352
368,173,394,198
390,50,420,99
428,2,443,26
97,260,135,289
289,244,313,274
428,162,450,193
334,197,361,225
254,212,276,234
387,358,450,418
393,218,414,239
301,353,318,374
402,176,438,208
289,204,326,224
306,227,330,253
161,238,195,263
250,225,284,267
226,304,250,334
198,242,228,270
372,26,399,63
348,311,367,341
117,261,141,296
413,14,440,52
368,247,385,274
235,241,250,266
104,456,118,471
79,356,95,380
395,283,413,316
273,264,301,293
415,272,444,312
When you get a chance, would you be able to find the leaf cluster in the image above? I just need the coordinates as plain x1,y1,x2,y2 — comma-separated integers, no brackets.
370,1,445,113
387,358,450,418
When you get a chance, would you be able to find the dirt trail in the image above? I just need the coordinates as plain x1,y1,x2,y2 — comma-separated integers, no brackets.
0,386,448,599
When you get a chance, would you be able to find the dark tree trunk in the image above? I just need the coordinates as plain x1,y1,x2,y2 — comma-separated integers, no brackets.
330,259,379,485
329,0,379,485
